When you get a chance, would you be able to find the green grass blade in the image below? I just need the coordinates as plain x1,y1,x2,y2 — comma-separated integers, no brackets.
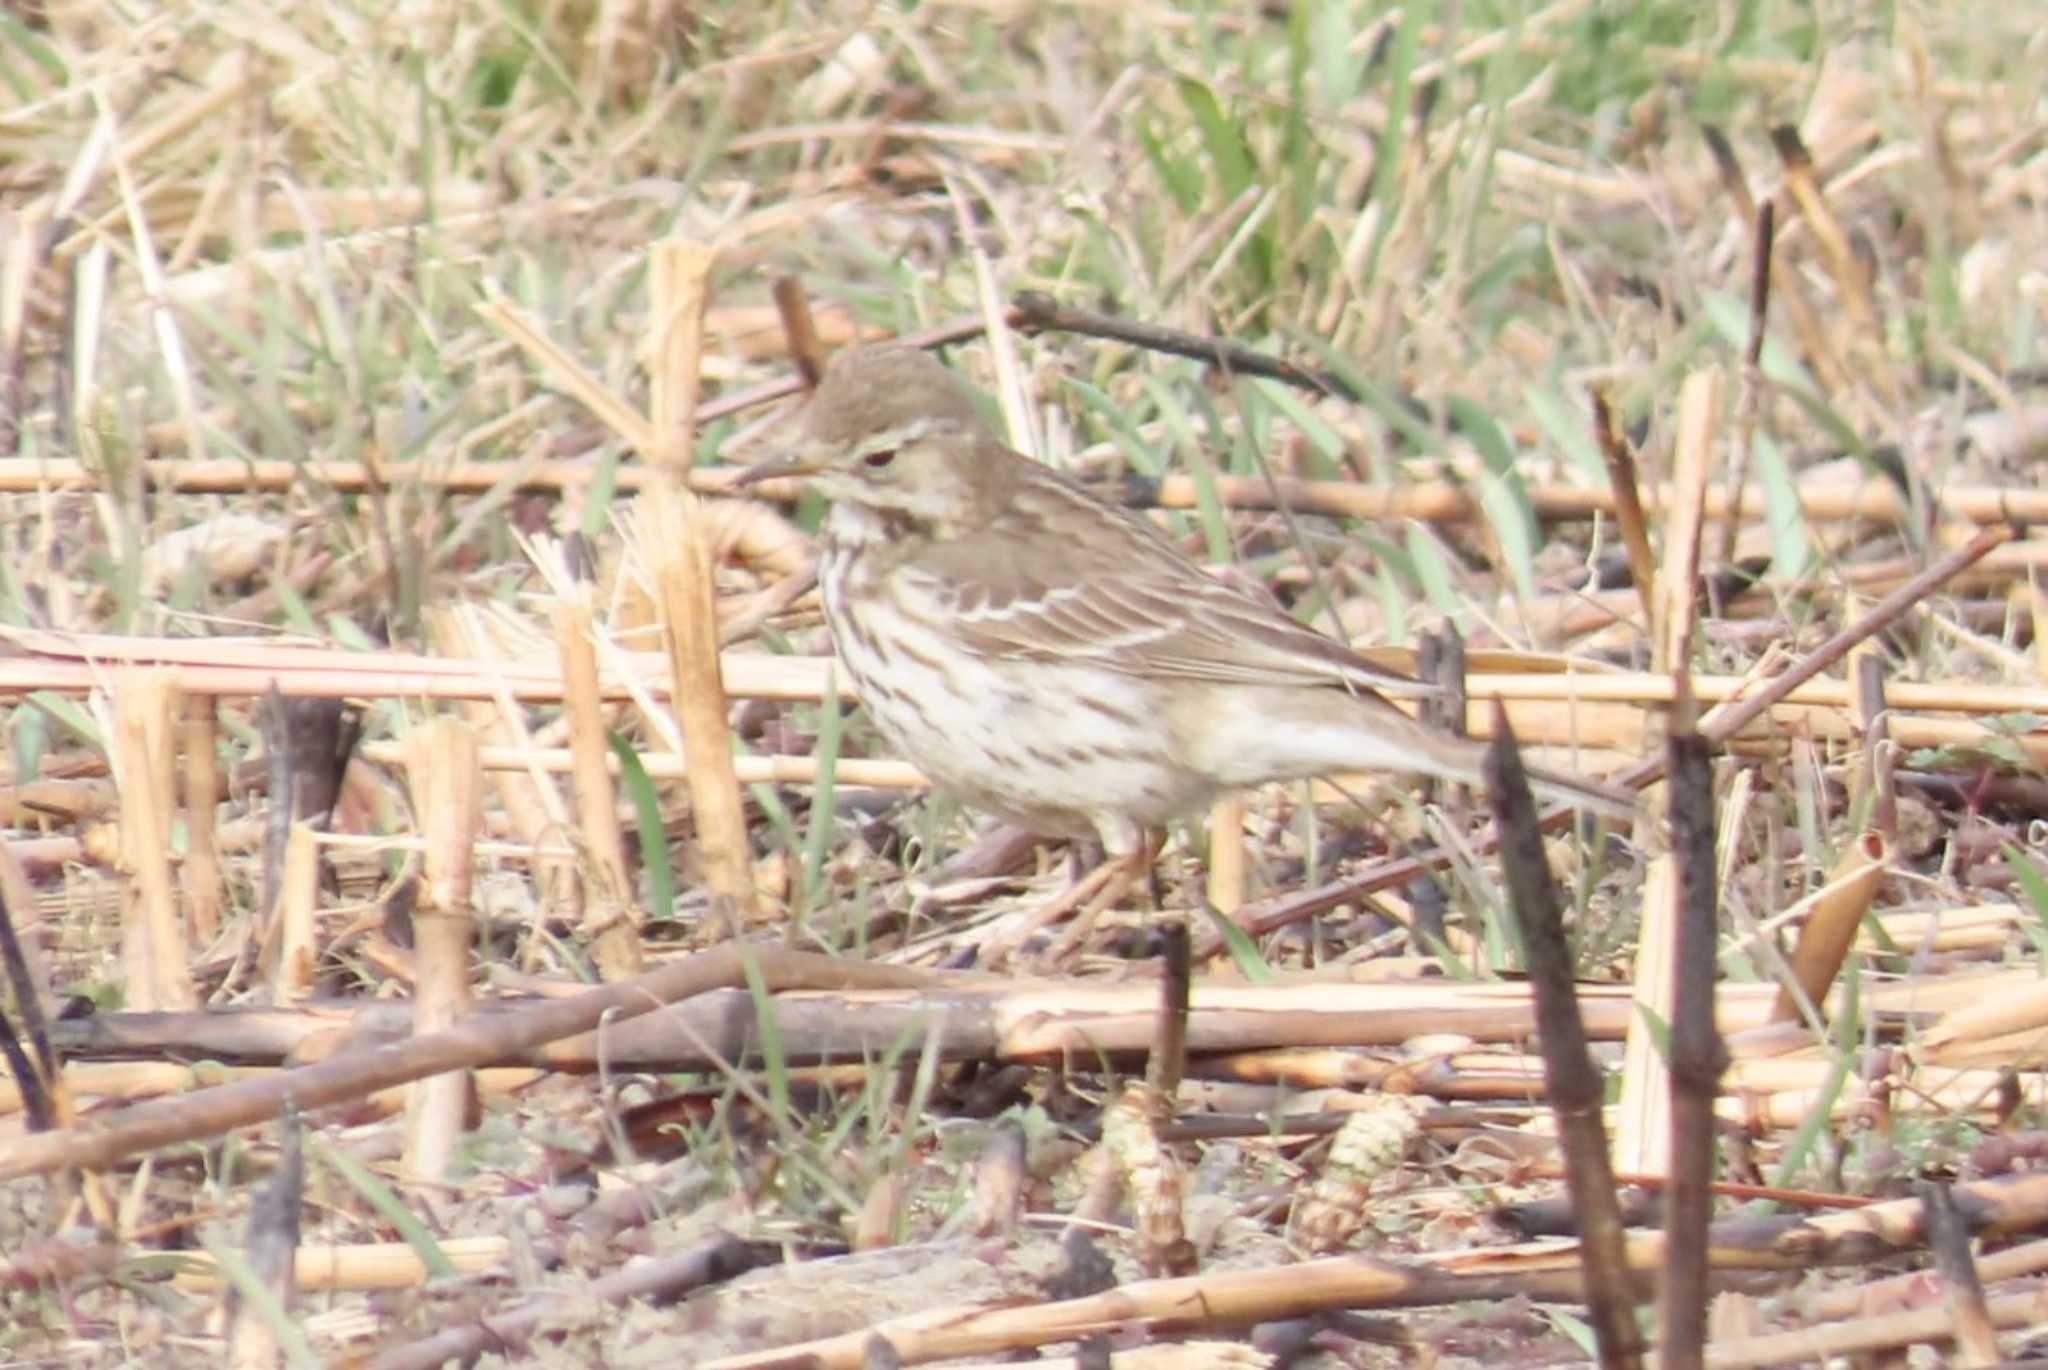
607,732,672,918
800,667,845,914
307,1134,457,1279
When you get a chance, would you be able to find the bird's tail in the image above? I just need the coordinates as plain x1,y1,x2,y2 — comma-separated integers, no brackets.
1191,685,1643,820
1357,705,1642,821
1517,761,1641,821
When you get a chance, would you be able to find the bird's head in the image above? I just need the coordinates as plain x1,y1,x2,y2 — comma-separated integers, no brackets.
735,346,995,526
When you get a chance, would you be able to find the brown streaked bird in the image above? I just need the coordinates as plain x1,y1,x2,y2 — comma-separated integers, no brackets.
741,344,1633,878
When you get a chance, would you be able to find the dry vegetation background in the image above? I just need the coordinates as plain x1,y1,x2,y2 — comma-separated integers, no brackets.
2,0,2048,1366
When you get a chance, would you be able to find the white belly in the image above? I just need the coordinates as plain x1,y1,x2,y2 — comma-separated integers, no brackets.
820,541,1212,845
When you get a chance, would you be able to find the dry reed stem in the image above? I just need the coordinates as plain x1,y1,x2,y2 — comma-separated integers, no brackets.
426,606,580,951
178,694,222,946
1616,855,1678,1179
173,1234,515,1294
1657,367,1723,673
1770,127,1898,410
554,582,643,978
357,740,921,790
1206,796,1246,914
0,1063,543,1128
1132,472,2048,526
0,1062,264,1118
1918,974,2048,1058
24,625,2048,761
701,1164,2048,1370
400,718,481,1182
1699,1289,2048,1369
262,821,318,1005
0,948,930,1182
771,275,827,388
478,290,656,453
9,453,2048,528
13,634,2002,714
109,671,196,1013
1767,831,1889,1026
645,237,756,931
21,976,2031,1129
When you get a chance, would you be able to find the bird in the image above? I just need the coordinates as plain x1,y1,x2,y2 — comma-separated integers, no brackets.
737,344,1634,898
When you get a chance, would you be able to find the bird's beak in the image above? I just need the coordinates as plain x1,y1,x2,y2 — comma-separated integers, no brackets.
728,449,822,489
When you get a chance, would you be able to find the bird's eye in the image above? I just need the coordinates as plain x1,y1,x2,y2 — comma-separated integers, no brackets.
863,449,897,469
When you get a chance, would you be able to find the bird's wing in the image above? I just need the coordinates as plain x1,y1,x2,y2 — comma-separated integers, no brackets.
894,463,1435,700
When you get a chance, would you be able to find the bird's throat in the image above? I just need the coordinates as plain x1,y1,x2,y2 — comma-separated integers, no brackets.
827,501,934,550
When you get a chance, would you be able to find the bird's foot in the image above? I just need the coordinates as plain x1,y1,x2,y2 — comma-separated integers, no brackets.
983,847,1149,970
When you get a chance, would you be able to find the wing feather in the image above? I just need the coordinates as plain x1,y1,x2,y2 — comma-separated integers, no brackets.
895,454,1436,701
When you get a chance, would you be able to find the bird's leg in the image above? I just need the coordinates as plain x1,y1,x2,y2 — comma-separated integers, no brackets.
984,828,1154,969
1043,830,1161,964
1139,828,1166,911
982,856,1122,968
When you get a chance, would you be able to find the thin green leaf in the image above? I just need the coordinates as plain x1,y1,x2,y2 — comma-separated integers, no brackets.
1136,112,1203,214
578,444,626,542
29,691,100,750
1769,977,1860,1189
1404,524,1469,630
307,1134,457,1279
1522,380,1607,484
801,668,845,913
1358,4,1424,282
10,704,46,783
1199,902,1273,982
1251,377,1346,467
2002,844,2048,964
608,733,672,918
1446,395,1539,604
1634,1002,1673,1063
1752,431,1813,577
1177,76,1256,202
738,943,792,1123
195,1230,325,1370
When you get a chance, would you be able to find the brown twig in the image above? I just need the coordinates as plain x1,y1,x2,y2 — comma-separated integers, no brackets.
1715,200,1776,575
1592,387,1658,641
1918,1180,2001,1366
1660,700,1728,1370
1008,290,1359,399
773,275,827,388
1483,702,1643,1370
367,1233,769,1370
1145,921,1191,1106
1698,125,1844,394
